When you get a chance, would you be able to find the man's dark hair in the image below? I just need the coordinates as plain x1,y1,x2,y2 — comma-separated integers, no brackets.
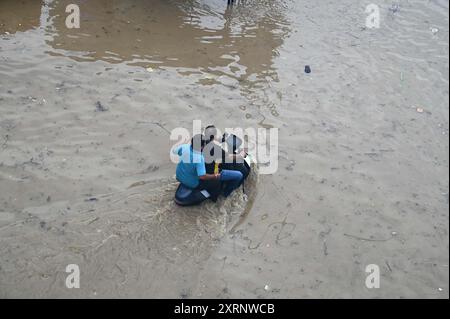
204,125,217,143
191,134,205,152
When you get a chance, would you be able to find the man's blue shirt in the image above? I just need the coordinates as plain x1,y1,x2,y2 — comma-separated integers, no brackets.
174,144,206,189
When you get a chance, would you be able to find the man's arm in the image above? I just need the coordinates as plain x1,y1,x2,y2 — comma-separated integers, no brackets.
196,155,219,181
199,173,220,181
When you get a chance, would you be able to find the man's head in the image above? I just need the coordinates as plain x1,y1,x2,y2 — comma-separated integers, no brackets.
204,125,218,143
191,134,205,152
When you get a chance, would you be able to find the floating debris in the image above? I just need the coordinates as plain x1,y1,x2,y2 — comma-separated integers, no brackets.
389,4,400,13
204,73,216,80
95,101,108,112
146,67,154,72
431,27,439,35
304,65,311,74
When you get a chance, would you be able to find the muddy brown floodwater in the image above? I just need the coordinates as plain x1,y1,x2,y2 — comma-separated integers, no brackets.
0,0,449,298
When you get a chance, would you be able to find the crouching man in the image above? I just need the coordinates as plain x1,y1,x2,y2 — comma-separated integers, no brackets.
174,134,221,201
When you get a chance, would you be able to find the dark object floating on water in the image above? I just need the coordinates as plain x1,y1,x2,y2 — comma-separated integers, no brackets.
174,184,210,206
95,101,108,112
304,65,311,74
389,4,400,13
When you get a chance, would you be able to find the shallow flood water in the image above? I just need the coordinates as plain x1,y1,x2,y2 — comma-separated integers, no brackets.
0,0,449,298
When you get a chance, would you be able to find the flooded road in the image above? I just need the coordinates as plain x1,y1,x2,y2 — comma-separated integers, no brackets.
0,0,449,298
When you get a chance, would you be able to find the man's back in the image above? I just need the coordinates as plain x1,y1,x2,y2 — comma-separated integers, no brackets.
175,144,206,189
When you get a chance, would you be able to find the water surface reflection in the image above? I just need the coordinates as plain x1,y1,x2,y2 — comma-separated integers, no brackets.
44,0,290,84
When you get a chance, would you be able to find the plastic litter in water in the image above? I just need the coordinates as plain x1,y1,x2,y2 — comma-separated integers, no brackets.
304,65,311,74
